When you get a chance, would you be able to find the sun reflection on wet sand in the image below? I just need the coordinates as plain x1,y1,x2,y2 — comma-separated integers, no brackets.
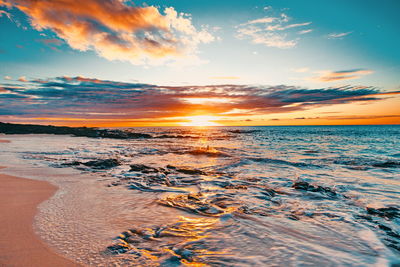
106,216,235,265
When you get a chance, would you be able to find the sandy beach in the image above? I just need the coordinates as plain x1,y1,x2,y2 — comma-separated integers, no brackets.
0,165,77,267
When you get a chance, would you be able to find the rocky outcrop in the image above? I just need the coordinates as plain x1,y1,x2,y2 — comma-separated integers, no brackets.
0,122,151,139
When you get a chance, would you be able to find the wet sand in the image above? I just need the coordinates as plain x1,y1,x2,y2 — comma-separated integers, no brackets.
0,167,78,266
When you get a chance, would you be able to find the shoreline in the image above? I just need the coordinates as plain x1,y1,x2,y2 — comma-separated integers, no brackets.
0,131,398,265
0,166,78,267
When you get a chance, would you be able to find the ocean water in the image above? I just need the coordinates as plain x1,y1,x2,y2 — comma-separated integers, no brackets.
0,125,399,266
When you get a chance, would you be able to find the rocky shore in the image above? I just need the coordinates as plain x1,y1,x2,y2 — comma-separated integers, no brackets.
0,122,151,139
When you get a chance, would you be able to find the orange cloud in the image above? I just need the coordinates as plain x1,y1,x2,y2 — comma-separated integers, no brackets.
312,69,373,82
2,75,399,126
17,76,27,82
1,0,215,65
2,76,398,125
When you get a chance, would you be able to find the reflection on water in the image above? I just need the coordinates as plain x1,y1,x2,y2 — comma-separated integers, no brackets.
1,125,399,266
106,216,230,266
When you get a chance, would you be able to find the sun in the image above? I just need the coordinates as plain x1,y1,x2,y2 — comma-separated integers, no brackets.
180,115,221,127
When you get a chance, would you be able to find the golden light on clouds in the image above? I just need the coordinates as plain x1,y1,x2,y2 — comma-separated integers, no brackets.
180,115,221,127
181,97,232,105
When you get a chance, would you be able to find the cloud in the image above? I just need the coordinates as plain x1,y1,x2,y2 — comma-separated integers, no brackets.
312,69,373,82
38,38,63,46
1,76,398,125
210,76,240,80
1,0,215,65
37,38,63,51
327,31,352,39
323,114,400,120
236,13,311,48
4,76,12,80
297,29,312,35
17,76,27,82
0,9,11,19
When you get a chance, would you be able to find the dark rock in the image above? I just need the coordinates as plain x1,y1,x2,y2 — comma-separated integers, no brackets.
166,165,177,170
166,165,207,175
129,164,159,173
62,158,120,170
176,168,206,175
292,180,338,198
125,236,141,244
372,161,400,168
106,243,130,254
82,159,120,169
0,122,151,139
61,161,81,166
166,165,206,175
366,207,400,219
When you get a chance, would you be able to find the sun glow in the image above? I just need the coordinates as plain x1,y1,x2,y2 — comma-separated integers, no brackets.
181,97,231,105
180,115,221,127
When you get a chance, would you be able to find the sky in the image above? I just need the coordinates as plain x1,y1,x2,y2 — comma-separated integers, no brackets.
0,0,399,127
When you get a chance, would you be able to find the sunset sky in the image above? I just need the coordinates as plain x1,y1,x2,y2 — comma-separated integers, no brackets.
0,0,399,127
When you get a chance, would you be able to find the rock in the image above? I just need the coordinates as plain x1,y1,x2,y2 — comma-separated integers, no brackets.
292,180,337,198
0,122,152,139
61,158,120,169
366,207,400,219
372,161,400,168
61,161,81,166
129,164,159,173
166,165,206,175
125,236,142,244
82,158,120,169
106,243,130,254
166,165,177,170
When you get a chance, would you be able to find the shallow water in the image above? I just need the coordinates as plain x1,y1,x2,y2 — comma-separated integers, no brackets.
0,125,399,266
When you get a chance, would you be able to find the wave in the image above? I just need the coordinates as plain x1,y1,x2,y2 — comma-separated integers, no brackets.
228,129,262,134
170,147,231,157
332,157,400,169
106,217,242,266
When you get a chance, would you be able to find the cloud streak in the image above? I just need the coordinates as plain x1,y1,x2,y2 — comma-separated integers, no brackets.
1,76,397,125
0,0,215,65
327,31,352,39
312,69,373,82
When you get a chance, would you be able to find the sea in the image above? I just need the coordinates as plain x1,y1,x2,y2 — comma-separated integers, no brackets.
0,125,399,266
